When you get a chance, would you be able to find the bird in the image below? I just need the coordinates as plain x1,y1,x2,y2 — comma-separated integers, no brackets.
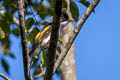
28,12,73,67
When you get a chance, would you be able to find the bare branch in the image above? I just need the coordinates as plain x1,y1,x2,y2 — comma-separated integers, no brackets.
53,0,100,73
44,0,62,80
17,0,31,79
32,0,100,78
0,73,11,80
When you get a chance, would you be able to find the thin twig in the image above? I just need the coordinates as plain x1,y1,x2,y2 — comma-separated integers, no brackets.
0,73,10,80
17,0,31,79
53,0,100,73
44,0,62,80
33,0,100,78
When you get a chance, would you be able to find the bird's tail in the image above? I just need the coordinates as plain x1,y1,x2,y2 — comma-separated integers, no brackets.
28,43,41,70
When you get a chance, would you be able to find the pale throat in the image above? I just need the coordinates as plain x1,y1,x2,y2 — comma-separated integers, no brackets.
59,21,69,36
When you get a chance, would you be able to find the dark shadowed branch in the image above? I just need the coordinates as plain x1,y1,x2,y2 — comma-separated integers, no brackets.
53,0,100,73
17,0,31,80
0,73,10,80
33,0,100,78
44,0,62,80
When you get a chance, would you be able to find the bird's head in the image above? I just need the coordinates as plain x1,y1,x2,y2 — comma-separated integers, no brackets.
60,12,73,27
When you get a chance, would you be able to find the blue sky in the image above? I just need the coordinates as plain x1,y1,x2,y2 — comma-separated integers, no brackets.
75,0,120,80
1,0,120,80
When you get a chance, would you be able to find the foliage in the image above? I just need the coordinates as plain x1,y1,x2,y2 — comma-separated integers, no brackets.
70,1,79,21
0,0,90,79
78,0,90,8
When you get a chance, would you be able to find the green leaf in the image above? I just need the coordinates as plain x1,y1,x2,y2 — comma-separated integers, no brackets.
0,42,15,58
0,7,3,10
62,0,67,9
70,1,79,21
0,37,10,49
79,0,90,8
48,8,54,16
41,21,49,25
0,27,5,39
38,7,49,19
34,21,41,26
79,0,95,13
26,18,34,30
31,55,39,67
12,28,20,37
33,65,42,78
56,46,61,53
27,27,39,44
40,51,47,68
0,20,10,36
58,38,63,45
3,48,11,54
4,12,14,23
1,58,10,74
0,12,13,36
48,0,55,8
8,52,15,59
33,3,49,19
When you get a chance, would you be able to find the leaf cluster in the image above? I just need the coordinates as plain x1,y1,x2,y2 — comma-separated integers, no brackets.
0,0,90,78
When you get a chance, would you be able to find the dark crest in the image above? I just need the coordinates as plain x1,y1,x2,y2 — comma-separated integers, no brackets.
61,12,69,22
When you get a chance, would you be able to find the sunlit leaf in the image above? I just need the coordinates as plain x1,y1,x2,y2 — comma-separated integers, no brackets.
58,38,63,45
1,45,13,58
0,27,5,39
1,58,10,74
2,48,11,54
0,37,10,49
0,7,3,10
70,1,79,21
40,51,47,68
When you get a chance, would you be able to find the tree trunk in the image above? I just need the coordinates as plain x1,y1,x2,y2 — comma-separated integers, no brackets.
60,0,76,80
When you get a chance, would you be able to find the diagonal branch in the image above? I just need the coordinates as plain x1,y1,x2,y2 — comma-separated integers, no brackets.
17,0,31,80
0,73,10,80
33,0,100,78
44,0,62,80
53,0,100,73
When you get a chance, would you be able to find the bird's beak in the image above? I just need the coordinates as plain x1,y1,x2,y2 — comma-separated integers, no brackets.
68,19,74,22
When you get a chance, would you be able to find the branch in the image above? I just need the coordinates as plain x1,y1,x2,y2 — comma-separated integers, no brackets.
0,73,10,80
17,0,31,80
44,0,62,80
32,0,100,78
53,0,100,73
